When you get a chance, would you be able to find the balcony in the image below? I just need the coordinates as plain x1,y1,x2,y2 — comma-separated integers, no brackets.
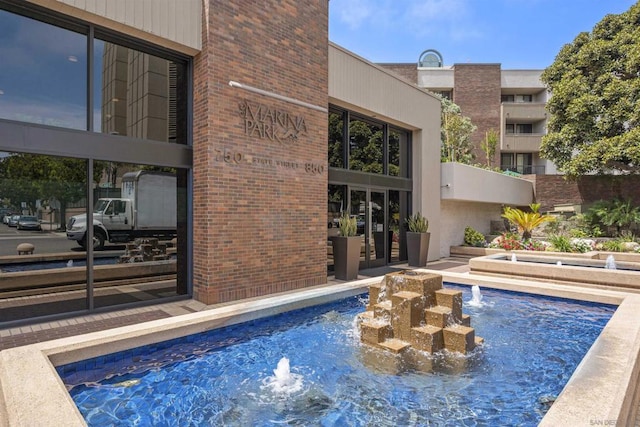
501,133,543,152
500,164,546,175
502,102,546,121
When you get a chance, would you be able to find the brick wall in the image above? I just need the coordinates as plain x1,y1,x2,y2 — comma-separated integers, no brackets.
192,1,329,304
453,64,501,167
527,175,640,212
377,63,417,85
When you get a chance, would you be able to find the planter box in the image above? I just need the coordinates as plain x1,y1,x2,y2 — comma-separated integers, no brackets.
332,236,361,280
407,232,430,267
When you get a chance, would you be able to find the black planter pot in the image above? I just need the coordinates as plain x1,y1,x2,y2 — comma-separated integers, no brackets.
331,235,361,280
406,231,430,267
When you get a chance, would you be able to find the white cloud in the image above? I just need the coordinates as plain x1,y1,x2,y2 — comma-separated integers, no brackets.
333,0,377,30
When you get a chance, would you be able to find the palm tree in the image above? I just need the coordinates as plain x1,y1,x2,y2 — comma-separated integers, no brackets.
502,203,555,240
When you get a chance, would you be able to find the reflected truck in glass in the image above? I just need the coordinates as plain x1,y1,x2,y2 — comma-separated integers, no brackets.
66,171,177,250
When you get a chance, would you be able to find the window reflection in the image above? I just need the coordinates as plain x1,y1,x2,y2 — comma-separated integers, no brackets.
94,40,187,143
389,128,410,178
348,118,383,173
328,111,344,168
0,151,88,322
88,161,186,309
0,9,87,129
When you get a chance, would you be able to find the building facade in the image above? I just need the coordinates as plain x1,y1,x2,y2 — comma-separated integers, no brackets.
381,49,555,176
0,0,441,327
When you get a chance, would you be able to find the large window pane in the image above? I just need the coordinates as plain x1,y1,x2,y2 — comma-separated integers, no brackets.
327,185,346,271
0,152,88,322
348,118,383,173
0,9,87,129
328,111,344,168
81,162,187,309
94,39,188,143
389,127,410,177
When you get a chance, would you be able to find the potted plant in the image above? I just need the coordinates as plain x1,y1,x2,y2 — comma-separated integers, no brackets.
331,213,360,280
406,212,430,267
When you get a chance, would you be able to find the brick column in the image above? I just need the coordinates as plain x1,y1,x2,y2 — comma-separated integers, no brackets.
192,1,329,304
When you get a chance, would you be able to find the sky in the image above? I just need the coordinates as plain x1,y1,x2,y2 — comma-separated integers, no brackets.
328,0,638,69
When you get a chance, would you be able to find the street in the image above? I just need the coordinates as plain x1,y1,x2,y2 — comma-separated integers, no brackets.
0,225,124,256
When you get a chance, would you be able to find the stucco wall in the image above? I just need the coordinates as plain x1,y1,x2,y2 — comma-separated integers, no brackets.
440,200,503,257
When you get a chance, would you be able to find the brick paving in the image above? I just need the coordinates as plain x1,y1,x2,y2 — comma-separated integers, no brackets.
0,310,170,351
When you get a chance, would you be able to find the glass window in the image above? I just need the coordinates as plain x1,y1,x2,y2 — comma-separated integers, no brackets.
89,161,188,309
0,151,88,322
94,39,188,143
501,95,514,103
389,128,410,178
327,184,347,271
516,95,533,103
516,124,533,134
348,117,383,173
0,9,87,129
328,111,344,168
505,124,515,134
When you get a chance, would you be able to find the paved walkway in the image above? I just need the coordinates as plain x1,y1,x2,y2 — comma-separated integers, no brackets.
0,258,470,351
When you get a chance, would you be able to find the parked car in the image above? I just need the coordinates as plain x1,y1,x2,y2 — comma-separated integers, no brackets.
8,215,21,227
2,214,13,224
17,215,41,231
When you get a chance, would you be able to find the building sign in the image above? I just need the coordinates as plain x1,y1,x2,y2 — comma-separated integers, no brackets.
238,99,307,143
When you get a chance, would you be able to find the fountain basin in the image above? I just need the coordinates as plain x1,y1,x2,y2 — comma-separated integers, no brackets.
1,273,640,426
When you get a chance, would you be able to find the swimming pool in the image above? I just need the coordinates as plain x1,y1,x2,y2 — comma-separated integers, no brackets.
58,284,615,426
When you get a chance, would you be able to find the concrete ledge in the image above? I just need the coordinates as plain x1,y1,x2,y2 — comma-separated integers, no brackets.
469,253,640,290
0,277,380,426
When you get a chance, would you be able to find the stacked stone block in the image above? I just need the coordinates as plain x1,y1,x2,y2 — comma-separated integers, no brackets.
118,238,174,263
358,271,482,355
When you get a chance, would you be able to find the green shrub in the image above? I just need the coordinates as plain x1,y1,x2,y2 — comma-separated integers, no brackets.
406,212,429,233
601,239,624,252
548,234,573,252
338,213,357,237
464,226,486,247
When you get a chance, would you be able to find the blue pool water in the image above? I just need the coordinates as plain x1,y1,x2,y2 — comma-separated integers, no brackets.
58,285,615,426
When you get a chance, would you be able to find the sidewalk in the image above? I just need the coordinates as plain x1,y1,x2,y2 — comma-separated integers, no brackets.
0,257,470,351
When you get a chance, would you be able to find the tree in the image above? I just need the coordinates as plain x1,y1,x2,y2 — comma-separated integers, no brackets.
0,154,99,229
540,3,640,177
481,129,499,168
439,96,477,164
583,198,640,236
502,203,555,240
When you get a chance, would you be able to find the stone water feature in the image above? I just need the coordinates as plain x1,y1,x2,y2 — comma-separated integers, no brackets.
358,271,482,355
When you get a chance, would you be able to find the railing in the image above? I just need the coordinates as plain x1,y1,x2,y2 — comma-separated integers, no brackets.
500,164,546,175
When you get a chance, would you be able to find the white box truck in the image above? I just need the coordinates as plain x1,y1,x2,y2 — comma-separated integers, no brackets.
66,171,177,250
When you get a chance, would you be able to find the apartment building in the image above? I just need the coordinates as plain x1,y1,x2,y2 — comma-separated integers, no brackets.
381,49,556,175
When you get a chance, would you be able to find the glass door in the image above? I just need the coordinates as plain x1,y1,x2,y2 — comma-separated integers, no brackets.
349,188,387,269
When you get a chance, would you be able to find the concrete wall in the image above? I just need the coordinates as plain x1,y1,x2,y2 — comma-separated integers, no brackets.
440,200,502,256
441,162,534,206
417,67,454,90
27,0,201,54
329,44,442,260
500,69,546,91
192,1,329,304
